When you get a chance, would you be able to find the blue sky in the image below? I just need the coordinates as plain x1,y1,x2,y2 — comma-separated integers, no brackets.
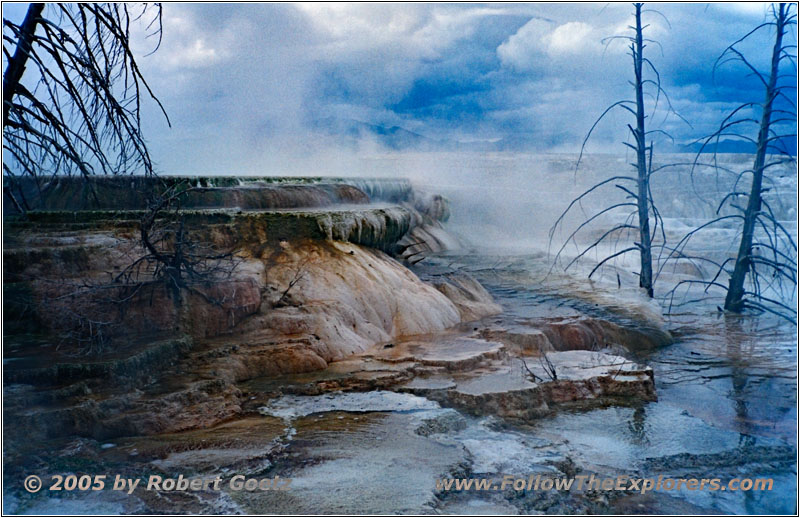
4,2,796,174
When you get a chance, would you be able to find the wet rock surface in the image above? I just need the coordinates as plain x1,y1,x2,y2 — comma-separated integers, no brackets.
3,177,494,440
3,245,669,515
3,176,413,213
6,290,791,515
5,176,793,515
2,230,675,515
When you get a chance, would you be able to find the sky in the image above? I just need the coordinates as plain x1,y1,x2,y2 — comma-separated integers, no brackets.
3,2,797,174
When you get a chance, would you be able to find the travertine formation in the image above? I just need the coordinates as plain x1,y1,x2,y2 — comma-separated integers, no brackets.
3,176,662,443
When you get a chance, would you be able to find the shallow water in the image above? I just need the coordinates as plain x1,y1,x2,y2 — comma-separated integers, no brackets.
424,248,797,514
237,244,797,514
6,153,796,514
400,152,795,512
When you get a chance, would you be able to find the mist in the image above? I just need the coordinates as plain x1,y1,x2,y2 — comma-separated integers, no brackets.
120,2,795,178
3,5,798,515
124,2,796,260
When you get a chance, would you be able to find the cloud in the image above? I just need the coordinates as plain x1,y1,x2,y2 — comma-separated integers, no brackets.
547,22,596,55
108,2,797,174
145,13,225,70
496,18,551,71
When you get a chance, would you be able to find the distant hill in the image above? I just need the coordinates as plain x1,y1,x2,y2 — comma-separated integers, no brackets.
310,119,563,152
685,139,756,154
312,118,445,150
311,119,797,156
669,138,796,156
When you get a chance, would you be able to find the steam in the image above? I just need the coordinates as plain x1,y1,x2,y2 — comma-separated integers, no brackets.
123,3,790,177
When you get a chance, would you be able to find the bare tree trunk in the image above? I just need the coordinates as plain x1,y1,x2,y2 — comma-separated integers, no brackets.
633,3,654,297
724,3,787,312
3,3,44,126
549,3,672,296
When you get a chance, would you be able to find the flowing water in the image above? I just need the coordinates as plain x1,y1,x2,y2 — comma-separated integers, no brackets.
6,152,796,514
225,151,797,514
417,248,797,514
402,151,798,514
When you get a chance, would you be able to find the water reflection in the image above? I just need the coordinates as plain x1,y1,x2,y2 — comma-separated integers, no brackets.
724,315,757,446
627,405,649,446
433,250,796,514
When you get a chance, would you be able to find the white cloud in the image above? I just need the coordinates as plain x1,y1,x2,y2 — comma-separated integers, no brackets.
163,37,218,68
496,18,551,71
546,22,595,55
719,2,771,18
298,3,504,61
497,16,630,75
135,11,229,72
120,2,791,174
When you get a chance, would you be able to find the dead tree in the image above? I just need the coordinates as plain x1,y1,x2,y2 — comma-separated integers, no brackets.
664,4,797,322
3,3,169,202
723,4,796,316
28,180,242,352
132,181,242,304
4,6,243,348
550,3,686,298
2,3,235,285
